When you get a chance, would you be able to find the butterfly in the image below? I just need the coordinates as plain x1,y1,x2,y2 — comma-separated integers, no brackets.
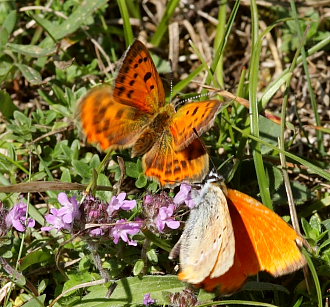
170,177,306,294
79,40,222,186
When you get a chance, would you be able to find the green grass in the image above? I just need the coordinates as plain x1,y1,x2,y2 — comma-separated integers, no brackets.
0,1,330,306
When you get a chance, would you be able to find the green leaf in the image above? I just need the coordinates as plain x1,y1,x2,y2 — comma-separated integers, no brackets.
133,259,144,276
21,294,46,307
60,168,72,182
20,250,52,271
39,0,108,42
2,10,16,35
0,89,18,119
72,160,92,179
135,173,147,188
7,43,57,57
15,64,42,85
0,27,9,50
146,249,158,263
126,161,140,178
259,115,281,155
76,275,185,307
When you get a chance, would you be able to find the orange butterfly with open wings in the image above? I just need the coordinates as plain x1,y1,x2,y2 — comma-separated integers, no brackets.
79,40,222,186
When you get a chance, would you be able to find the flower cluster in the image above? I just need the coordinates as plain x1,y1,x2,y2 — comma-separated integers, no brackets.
42,192,142,246
143,183,195,233
143,293,155,306
5,202,35,232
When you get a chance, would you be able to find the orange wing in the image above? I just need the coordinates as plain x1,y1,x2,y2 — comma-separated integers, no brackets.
171,100,222,150
201,189,306,294
113,40,166,113
143,136,209,186
79,86,151,150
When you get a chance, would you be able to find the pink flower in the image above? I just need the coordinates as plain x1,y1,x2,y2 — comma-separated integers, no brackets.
107,193,137,216
5,202,35,232
41,193,80,232
143,293,155,306
155,204,180,233
173,183,196,208
111,219,142,246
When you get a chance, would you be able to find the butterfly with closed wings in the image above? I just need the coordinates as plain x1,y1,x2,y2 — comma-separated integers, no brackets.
170,175,306,294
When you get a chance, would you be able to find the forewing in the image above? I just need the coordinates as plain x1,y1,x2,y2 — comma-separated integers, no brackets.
227,189,306,276
171,100,222,150
79,86,151,150
113,40,166,114
201,189,306,294
175,183,235,284
143,135,209,186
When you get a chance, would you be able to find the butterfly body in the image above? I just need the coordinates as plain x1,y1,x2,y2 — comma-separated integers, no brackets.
171,180,306,294
80,40,222,186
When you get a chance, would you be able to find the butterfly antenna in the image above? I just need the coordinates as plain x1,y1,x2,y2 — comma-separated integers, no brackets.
169,59,174,104
192,128,223,182
175,92,211,108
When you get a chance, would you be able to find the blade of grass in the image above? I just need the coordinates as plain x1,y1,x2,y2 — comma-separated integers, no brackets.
213,0,227,88
227,123,330,182
117,0,134,46
150,0,180,47
206,0,241,87
290,0,324,153
249,0,272,209
302,249,323,307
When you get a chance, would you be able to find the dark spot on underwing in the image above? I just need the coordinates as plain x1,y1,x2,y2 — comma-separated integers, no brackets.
117,86,125,96
123,66,130,74
173,166,181,174
181,161,187,169
129,80,135,86
143,57,148,62
115,109,124,119
133,73,138,78
192,107,199,116
150,85,154,90
144,72,152,82
186,110,190,115
117,74,126,83
138,58,143,63
134,63,138,68
127,90,134,99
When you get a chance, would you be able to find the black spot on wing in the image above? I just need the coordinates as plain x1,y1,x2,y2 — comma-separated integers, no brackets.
192,107,199,116
115,109,124,119
144,72,152,83
127,90,134,99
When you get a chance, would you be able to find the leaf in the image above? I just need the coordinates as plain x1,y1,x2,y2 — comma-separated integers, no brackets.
76,275,185,307
135,173,147,188
7,43,57,57
259,115,281,155
20,250,52,271
21,294,46,307
126,161,140,179
133,259,144,276
72,160,92,179
0,89,18,119
15,64,42,85
36,0,108,43
2,10,17,35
